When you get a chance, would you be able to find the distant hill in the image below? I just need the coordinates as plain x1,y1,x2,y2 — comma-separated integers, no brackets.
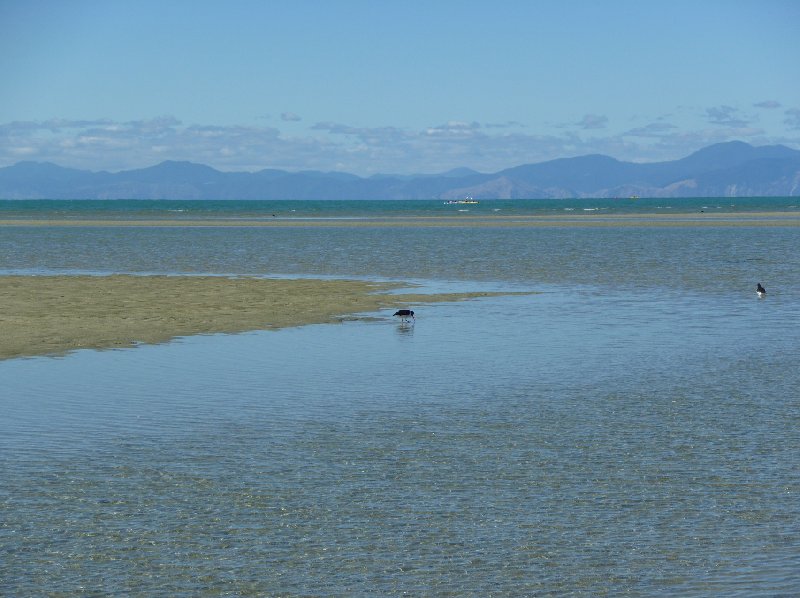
1,141,798,199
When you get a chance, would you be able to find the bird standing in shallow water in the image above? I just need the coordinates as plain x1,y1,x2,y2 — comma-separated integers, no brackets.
393,309,415,322
757,283,766,298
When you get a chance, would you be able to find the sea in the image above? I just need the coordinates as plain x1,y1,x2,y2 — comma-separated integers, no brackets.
2,198,799,596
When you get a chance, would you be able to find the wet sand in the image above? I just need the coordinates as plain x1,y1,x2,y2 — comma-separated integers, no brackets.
0,275,519,360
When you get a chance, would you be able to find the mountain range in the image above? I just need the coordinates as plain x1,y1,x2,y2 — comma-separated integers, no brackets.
1,141,799,200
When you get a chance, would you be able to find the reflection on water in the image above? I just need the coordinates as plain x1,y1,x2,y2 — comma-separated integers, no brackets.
395,321,416,338
3,286,799,595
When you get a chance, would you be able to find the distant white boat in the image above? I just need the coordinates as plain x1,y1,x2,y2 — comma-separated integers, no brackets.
444,198,479,205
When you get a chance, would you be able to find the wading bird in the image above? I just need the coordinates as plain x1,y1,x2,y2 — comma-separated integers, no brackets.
393,309,415,322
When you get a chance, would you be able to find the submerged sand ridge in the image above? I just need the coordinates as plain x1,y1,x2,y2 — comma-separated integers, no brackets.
1,212,800,227
0,275,518,360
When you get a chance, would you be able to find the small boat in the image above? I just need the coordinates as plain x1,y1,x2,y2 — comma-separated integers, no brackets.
444,199,479,205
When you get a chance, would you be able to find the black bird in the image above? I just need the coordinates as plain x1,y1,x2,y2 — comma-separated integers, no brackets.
393,309,415,322
756,283,766,298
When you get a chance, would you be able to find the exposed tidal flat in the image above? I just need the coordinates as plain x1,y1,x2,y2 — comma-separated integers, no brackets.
3,212,800,229
0,275,511,360
2,199,800,595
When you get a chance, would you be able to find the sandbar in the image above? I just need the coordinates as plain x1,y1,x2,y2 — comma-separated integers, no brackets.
0,275,518,360
1,211,800,228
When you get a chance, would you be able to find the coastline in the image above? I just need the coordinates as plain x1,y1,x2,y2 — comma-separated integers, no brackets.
0,275,519,360
1,211,800,227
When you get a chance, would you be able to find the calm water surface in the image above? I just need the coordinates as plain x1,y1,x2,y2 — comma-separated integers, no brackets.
2,202,799,595
2,197,799,219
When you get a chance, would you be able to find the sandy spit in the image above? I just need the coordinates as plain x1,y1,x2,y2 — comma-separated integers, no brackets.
1,212,800,227
0,275,520,360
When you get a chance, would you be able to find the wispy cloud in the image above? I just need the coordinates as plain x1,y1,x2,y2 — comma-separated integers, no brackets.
0,112,797,175
0,117,289,172
578,114,608,130
705,105,750,127
754,100,781,109
484,121,525,129
423,121,482,138
784,108,800,130
623,121,679,138
281,112,302,122
310,122,412,154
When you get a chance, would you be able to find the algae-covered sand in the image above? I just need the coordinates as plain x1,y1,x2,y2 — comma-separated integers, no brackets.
0,275,518,360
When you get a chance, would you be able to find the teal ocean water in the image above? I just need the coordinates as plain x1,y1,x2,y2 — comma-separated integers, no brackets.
2,199,799,595
1,196,799,220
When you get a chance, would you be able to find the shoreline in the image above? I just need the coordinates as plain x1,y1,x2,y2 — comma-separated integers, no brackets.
1,211,800,227
0,275,523,360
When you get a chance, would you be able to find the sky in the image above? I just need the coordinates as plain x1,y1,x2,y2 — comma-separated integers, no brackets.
1,0,799,175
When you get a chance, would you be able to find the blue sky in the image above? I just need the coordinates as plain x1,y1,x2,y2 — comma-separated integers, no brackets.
1,0,798,175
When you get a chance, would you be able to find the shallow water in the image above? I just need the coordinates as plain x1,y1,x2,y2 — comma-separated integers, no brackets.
2,223,798,296
2,204,800,595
